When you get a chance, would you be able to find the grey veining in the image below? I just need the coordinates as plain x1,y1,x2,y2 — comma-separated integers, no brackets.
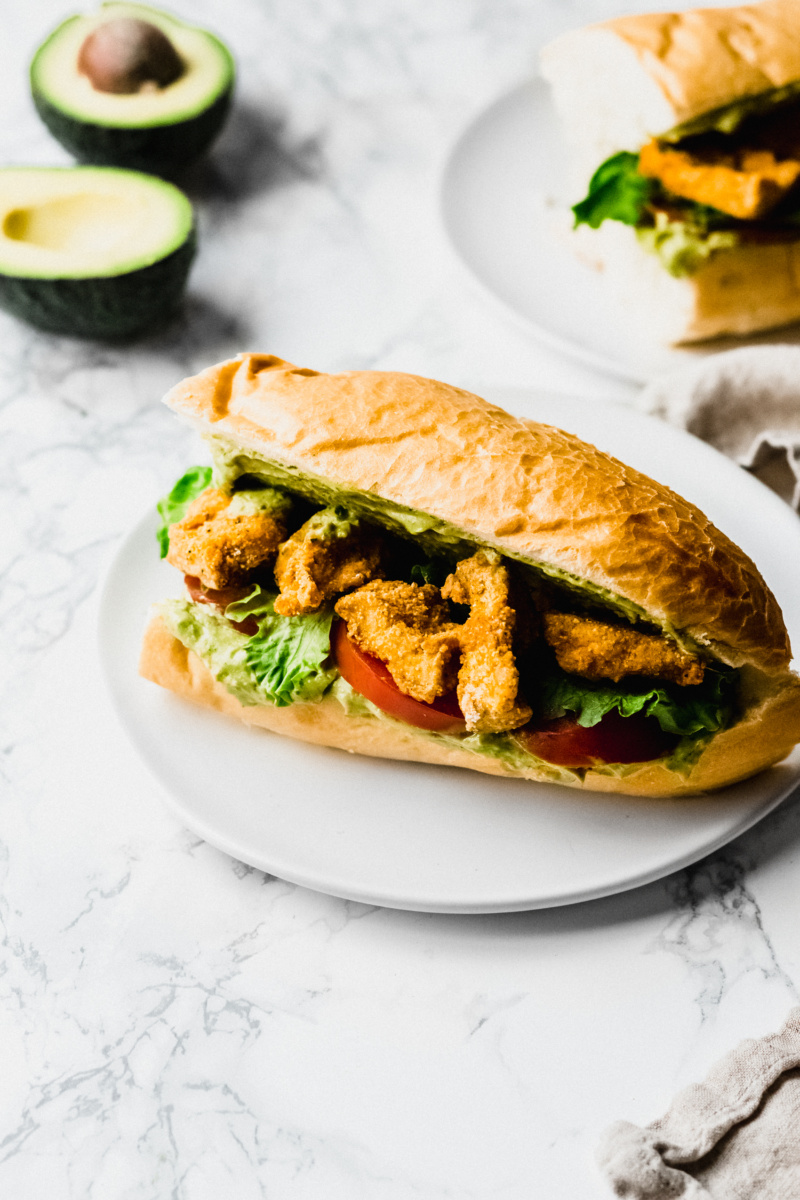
2,1,800,1197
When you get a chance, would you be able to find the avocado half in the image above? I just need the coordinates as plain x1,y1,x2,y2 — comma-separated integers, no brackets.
30,3,234,175
0,166,196,338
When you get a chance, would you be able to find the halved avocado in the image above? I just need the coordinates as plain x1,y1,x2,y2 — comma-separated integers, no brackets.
30,3,234,175
0,167,195,338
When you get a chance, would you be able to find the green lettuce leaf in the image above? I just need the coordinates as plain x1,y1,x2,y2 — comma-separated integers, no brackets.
409,558,452,587
156,465,212,557
158,591,337,708
225,585,337,706
538,662,735,738
572,152,654,229
573,150,800,236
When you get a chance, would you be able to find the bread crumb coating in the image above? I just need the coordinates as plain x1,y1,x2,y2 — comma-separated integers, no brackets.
274,514,382,617
543,610,705,686
167,487,286,590
639,139,800,221
335,580,460,705
442,551,532,734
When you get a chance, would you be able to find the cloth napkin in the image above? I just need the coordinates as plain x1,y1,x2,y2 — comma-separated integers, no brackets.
597,1009,800,1198
639,345,800,509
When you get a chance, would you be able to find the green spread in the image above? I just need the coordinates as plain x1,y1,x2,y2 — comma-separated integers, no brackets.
226,487,293,518
636,216,739,278
304,506,360,541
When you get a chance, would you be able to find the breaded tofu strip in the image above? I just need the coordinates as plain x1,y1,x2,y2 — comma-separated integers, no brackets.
274,509,382,617
442,551,532,734
335,580,460,705
543,611,705,687
639,139,800,221
167,487,287,591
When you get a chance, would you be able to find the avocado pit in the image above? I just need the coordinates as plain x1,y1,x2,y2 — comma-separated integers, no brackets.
77,17,184,94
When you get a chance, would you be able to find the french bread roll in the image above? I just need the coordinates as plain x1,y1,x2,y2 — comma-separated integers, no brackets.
140,354,800,796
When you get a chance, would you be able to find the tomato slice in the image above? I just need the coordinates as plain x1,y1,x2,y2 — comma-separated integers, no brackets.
332,620,466,733
184,575,259,636
518,710,679,768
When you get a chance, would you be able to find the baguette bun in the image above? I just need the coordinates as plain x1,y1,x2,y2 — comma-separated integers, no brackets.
573,220,800,343
541,0,800,182
144,355,800,796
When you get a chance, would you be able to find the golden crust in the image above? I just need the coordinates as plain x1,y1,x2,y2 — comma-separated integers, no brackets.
606,0,800,128
167,486,285,589
638,140,800,221
542,611,705,687
441,551,532,733
163,353,791,673
139,617,800,798
334,579,460,705
274,519,382,616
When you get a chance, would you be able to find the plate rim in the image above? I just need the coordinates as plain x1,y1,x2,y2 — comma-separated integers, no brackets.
438,77,652,384
439,77,651,385
98,392,800,913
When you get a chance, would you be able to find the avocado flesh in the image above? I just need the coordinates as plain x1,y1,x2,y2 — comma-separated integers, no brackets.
31,3,234,173
0,167,195,337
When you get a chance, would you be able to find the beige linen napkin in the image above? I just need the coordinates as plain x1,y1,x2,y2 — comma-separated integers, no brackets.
640,346,800,509
597,1009,800,1198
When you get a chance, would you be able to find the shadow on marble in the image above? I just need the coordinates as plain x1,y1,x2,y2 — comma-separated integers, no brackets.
156,292,251,360
184,100,325,206
0,291,247,372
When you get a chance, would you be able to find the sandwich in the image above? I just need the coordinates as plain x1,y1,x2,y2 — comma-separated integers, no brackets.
540,0,800,343
139,352,800,797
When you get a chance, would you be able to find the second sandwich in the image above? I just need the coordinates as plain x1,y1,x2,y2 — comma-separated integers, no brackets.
541,0,800,343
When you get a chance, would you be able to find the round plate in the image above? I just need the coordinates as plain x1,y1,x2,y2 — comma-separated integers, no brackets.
99,390,800,913
441,80,800,385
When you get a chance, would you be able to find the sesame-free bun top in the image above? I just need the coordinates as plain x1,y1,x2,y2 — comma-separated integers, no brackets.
163,352,790,674
605,0,800,126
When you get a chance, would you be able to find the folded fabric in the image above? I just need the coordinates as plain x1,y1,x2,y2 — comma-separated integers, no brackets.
640,346,800,509
597,1008,800,1198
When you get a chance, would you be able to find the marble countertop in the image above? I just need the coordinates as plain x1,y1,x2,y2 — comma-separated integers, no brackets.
3,1,800,1196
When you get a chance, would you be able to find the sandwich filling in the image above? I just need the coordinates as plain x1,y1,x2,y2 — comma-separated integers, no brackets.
573,89,800,276
152,453,736,780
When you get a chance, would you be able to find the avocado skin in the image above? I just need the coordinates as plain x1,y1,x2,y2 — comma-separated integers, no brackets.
0,229,196,339
31,86,232,177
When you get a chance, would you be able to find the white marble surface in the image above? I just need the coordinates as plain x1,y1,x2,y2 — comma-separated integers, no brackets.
3,1,800,1196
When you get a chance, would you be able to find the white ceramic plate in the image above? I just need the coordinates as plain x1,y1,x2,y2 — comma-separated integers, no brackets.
99,390,800,913
441,80,800,385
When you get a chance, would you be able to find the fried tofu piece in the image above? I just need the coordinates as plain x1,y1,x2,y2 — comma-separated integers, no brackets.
639,139,800,221
167,487,287,590
335,580,460,705
274,511,382,617
442,551,532,734
542,611,705,687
